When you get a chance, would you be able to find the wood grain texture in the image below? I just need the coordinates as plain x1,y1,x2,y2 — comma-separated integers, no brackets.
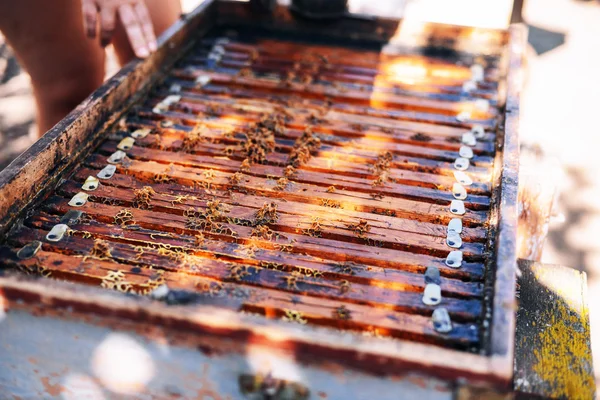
0,28,497,350
487,24,525,384
0,0,523,391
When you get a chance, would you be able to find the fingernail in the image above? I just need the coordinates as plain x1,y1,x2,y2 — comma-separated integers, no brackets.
138,46,149,57
149,40,157,52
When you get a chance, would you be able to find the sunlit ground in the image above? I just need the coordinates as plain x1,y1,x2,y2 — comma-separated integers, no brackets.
1,0,600,393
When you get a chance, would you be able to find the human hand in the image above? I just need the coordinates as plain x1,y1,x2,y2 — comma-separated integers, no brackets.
81,0,157,58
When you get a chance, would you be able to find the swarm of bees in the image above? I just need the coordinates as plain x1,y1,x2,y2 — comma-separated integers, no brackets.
114,209,135,226
170,194,194,206
410,132,432,142
240,158,251,172
157,246,188,264
243,114,281,164
283,165,296,179
100,270,132,293
90,238,112,260
204,104,223,117
305,112,326,125
181,123,208,151
333,305,352,320
229,171,244,186
283,271,302,290
334,262,362,276
319,198,341,208
194,233,205,247
254,202,279,225
282,309,307,324
227,265,254,282
251,225,275,241
237,67,253,78
153,173,172,184
346,219,370,239
274,177,289,191
288,127,321,168
302,217,323,238
371,151,393,182
133,186,156,209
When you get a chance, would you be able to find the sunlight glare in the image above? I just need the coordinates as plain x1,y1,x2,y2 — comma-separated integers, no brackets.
91,333,155,395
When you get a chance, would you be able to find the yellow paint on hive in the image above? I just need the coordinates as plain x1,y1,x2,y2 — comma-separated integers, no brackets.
531,266,595,399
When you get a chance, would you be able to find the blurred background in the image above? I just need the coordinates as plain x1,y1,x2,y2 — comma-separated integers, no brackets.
1,0,599,391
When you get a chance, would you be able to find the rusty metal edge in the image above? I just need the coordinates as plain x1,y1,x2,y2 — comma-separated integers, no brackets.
0,0,218,237
487,23,526,385
0,0,520,390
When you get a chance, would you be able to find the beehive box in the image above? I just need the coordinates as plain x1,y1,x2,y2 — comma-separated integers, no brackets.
0,1,523,398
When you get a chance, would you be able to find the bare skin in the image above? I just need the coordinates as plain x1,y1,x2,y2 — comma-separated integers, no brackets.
0,0,181,135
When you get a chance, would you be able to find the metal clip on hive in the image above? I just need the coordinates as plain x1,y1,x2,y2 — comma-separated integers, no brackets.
454,171,473,186
46,224,69,242
459,146,474,159
450,200,466,216
471,125,486,139
462,132,477,146
98,165,117,179
432,308,453,333
131,128,151,139
82,176,99,191
68,192,89,207
445,251,463,268
16,241,42,259
117,137,135,151
423,267,442,305
107,150,127,164
454,157,470,171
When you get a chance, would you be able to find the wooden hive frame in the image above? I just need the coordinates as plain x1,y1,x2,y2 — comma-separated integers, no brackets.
0,0,524,395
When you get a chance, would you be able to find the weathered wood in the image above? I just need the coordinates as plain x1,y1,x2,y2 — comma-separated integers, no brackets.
170,69,497,127
517,150,558,261
123,122,495,169
139,89,499,148
97,138,492,199
184,55,498,100
195,37,501,82
56,180,487,255
168,69,496,119
0,0,525,393
0,275,508,391
40,197,485,277
132,105,496,156
82,154,489,226
486,25,524,380
5,226,482,321
514,260,595,399
0,247,479,348
26,211,484,292
65,173,489,242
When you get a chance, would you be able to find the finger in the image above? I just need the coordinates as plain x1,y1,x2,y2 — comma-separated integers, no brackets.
99,5,117,47
81,0,98,38
118,4,149,57
133,1,157,52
